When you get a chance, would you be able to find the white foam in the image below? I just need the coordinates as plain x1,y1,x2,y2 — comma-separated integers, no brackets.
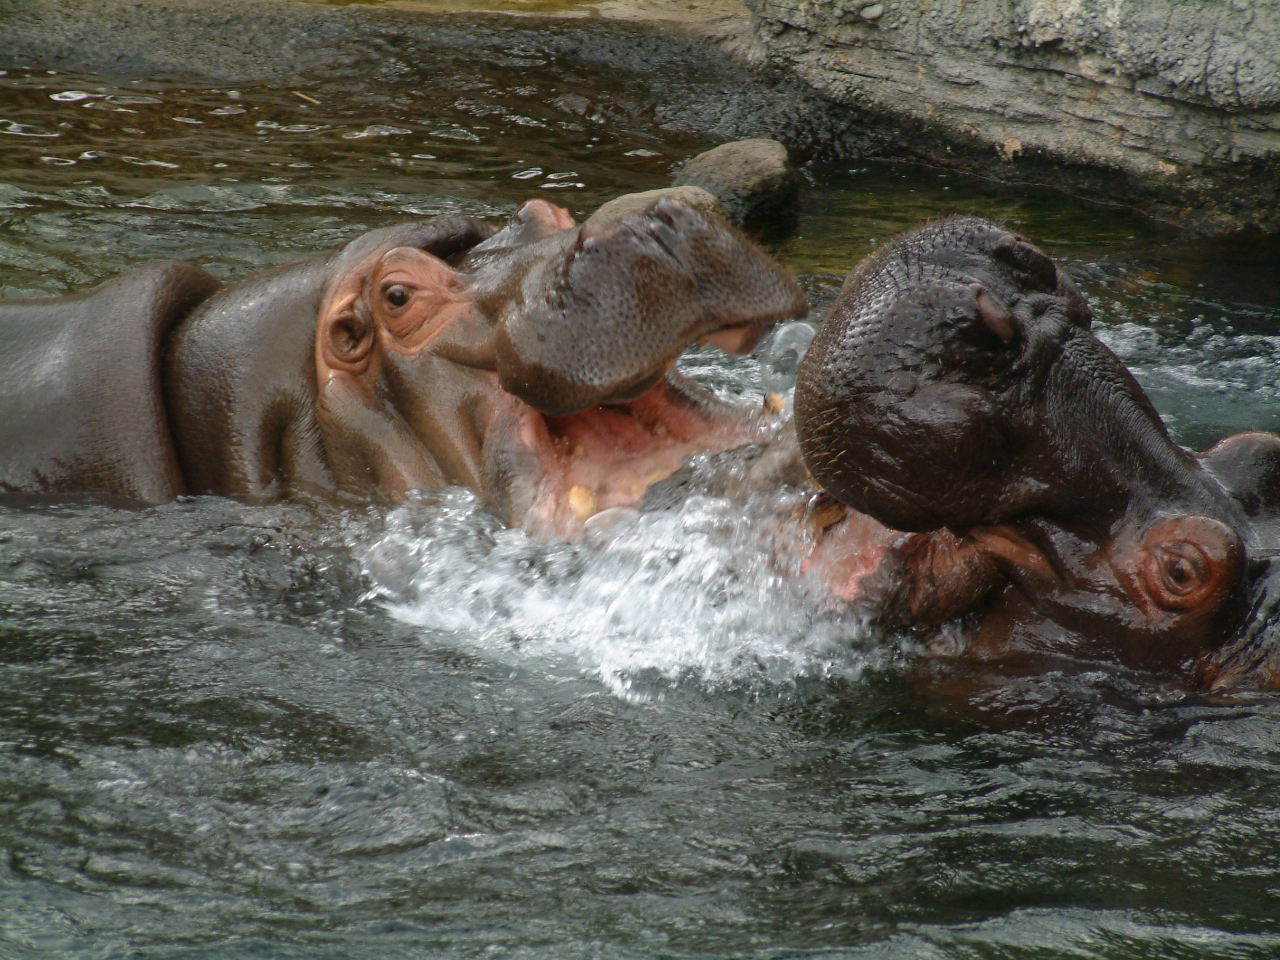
356,487,878,700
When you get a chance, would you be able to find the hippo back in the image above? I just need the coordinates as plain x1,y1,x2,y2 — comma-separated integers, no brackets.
0,263,220,503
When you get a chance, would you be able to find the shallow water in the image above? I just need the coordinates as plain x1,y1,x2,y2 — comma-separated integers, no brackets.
3,37,1280,960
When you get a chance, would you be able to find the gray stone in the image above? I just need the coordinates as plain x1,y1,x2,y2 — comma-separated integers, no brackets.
673,139,799,229
739,0,1280,233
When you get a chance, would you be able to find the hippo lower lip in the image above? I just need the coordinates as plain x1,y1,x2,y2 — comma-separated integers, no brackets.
966,524,1063,589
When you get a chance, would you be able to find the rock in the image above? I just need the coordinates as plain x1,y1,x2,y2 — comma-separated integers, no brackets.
586,185,728,226
740,0,1280,234
673,139,800,230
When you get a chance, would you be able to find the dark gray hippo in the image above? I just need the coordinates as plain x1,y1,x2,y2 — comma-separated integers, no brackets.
793,216,1280,691
0,197,806,539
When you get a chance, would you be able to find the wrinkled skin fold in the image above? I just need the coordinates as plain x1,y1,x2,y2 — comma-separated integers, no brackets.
0,198,807,538
794,216,1280,690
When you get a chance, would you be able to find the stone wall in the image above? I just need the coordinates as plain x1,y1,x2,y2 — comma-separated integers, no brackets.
740,0,1280,233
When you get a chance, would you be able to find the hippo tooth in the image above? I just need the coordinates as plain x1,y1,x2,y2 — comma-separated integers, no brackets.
583,506,639,536
569,484,598,519
765,392,786,414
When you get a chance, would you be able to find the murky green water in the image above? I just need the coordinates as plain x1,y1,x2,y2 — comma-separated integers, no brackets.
2,26,1280,960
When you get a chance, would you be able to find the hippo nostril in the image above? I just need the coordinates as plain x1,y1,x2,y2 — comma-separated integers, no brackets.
648,197,691,227
992,235,1059,292
645,219,682,263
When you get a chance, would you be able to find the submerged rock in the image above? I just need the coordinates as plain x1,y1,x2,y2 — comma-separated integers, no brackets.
588,140,802,238
673,138,799,231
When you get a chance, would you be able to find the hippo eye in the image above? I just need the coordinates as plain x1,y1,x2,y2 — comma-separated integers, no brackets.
1166,556,1192,587
1154,542,1208,598
1139,516,1242,614
382,283,412,309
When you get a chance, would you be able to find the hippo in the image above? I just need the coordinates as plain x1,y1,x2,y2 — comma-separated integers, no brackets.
793,216,1280,691
0,197,807,539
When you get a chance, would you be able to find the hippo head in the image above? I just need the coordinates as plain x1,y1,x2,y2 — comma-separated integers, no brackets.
796,217,1274,683
168,198,806,538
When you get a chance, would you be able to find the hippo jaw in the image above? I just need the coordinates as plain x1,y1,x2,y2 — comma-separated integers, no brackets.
798,493,1248,677
312,198,807,536
794,217,1257,685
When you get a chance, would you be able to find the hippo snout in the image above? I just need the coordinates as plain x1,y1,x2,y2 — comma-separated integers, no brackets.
486,198,807,416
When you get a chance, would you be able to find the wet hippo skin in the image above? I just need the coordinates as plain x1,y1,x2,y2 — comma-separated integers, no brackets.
794,216,1280,690
0,262,222,505
0,198,807,538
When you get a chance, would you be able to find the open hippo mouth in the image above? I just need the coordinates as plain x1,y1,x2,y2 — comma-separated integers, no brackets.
308,196,806,539
498,373,764,539
0,191,806,528
472,198,805,539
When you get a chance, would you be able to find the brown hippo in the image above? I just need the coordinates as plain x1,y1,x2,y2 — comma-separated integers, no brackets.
0,198,806,539
793,216,1280,691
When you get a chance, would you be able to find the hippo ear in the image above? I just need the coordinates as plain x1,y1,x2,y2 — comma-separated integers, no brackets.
971,284,1018,345
1140,515,1243,613
321,299,375,374
1199,431,1280,519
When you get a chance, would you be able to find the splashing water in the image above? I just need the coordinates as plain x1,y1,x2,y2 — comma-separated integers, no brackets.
759,320,816,398
356,484,881,699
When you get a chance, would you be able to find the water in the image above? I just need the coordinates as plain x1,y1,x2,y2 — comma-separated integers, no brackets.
3,30,1280,960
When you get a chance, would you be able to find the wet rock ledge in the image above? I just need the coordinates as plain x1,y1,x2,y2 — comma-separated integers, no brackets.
738,0,1280,234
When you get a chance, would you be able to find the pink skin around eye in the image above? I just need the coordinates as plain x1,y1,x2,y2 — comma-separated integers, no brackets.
372,247,473,350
